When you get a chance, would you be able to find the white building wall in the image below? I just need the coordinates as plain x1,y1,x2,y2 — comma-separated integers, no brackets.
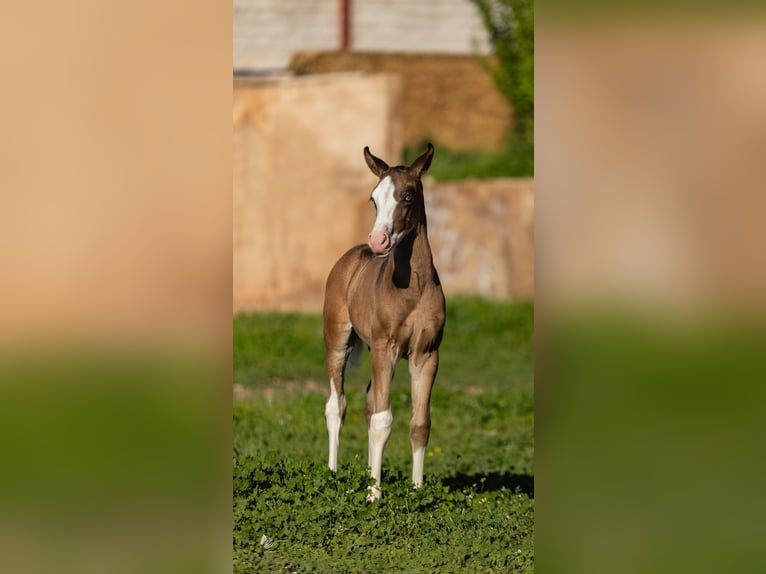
234,0,338,71
352,0,490,55
234,0,492,72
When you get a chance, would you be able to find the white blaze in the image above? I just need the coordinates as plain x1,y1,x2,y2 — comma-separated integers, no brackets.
370,176,398,238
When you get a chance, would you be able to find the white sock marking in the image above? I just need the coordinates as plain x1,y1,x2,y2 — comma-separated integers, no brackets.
367,408,393,500
325,382,341,471
409,359,428,488
412,446,426,488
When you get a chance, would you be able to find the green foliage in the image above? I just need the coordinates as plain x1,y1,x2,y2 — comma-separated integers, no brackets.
233,297,534,572
234,312,326,386
233,296,534,393
471,0,534,142
404,136,534,180
234,453,533,573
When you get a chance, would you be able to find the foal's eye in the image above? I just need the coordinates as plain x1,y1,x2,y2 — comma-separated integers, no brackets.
404,194,413,202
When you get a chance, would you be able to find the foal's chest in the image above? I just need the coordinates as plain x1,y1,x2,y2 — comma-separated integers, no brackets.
350,293,439,351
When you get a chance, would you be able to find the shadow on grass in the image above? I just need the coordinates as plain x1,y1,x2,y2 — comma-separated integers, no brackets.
441,471,534,498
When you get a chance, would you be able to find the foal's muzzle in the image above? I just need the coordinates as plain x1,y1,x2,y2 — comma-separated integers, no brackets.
368,229,392,256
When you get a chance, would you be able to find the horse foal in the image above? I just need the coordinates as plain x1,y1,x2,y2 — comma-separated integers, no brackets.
323,143,445,501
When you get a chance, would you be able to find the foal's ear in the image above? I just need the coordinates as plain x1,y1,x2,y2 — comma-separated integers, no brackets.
409,142,434,178
364,146,390,178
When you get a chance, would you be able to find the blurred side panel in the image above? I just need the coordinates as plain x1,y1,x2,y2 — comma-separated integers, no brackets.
537,9,766,574
0,0,232,573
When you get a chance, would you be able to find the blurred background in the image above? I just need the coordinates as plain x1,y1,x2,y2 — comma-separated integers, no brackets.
233,0,534,312
3,0,766,573
231,3,536,570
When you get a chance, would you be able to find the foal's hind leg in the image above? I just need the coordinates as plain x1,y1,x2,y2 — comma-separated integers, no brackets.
323,317,354,472
409,350,439,488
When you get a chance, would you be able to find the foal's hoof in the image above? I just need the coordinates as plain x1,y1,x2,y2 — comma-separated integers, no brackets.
366,485,382,502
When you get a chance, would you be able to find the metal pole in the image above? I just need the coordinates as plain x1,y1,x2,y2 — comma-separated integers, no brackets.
339,0,351,51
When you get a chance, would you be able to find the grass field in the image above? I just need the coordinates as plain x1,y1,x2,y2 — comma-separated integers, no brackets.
233,296,534,573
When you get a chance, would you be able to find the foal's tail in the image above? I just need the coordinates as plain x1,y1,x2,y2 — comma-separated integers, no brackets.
347,335,365,369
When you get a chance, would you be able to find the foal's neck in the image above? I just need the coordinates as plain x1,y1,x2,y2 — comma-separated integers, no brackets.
391,221,435,292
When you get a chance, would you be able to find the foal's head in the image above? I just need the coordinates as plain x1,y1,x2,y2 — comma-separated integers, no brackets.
364,143,434,257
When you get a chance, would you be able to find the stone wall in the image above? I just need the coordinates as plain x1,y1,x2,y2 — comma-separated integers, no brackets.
426,178,534,300
289,52,513,151
233,73,533,313
234,73,402,312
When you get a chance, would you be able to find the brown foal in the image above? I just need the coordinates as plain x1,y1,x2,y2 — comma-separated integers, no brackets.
323,143,445,501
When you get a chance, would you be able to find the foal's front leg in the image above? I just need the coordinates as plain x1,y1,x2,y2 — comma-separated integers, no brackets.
409,350,438,488
366,341,397,501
